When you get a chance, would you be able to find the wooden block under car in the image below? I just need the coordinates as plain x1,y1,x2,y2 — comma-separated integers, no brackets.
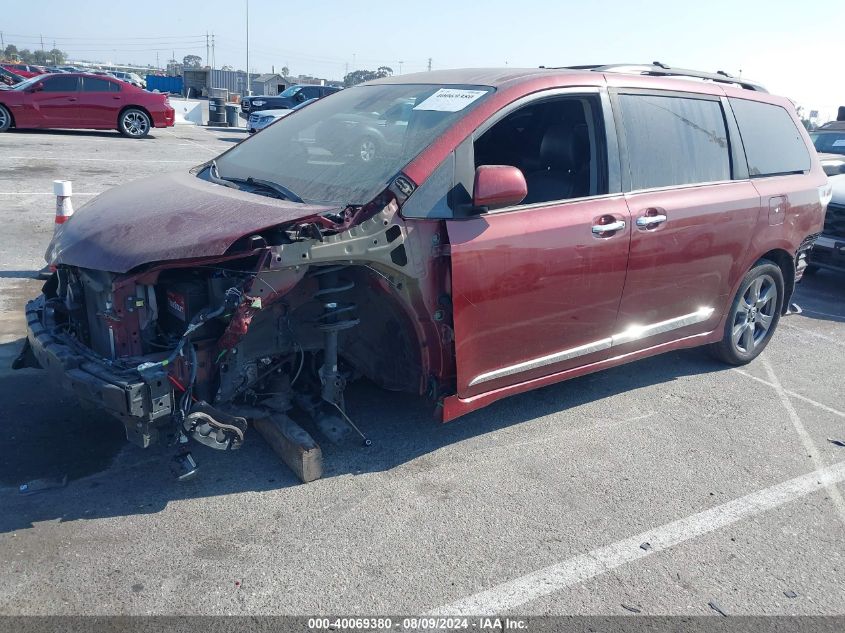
252,415,323,483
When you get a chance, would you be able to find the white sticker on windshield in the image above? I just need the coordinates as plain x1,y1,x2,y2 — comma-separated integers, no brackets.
833,139,845,147
413,89,487,112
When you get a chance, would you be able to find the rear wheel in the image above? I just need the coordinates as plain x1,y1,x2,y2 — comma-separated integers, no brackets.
0,105,11,132
710,260,783,365
118,108,151,138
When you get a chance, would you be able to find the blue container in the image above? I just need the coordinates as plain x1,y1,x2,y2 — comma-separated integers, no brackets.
145,75,183,94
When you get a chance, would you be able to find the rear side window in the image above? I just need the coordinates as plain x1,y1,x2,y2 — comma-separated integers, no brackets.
109,81,122,93
42,76,79,92
82,77,114,92
619,94,730,190
729,98,811,177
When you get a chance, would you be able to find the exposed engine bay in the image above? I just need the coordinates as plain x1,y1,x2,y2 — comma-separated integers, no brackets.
20,199,453,470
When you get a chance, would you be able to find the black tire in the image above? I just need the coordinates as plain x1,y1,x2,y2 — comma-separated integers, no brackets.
118,108,151,138
0,104,11,132
710,260,784,365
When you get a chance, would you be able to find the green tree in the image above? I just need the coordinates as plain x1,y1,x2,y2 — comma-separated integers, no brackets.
49,49,66,64
3,44,19,60
183,54,202,68
281,65,290,77
343,66,394,87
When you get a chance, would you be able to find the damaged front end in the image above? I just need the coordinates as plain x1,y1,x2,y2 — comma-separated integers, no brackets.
15,191,453,460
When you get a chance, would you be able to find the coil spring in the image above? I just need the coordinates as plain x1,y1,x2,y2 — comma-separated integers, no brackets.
309,265,360,332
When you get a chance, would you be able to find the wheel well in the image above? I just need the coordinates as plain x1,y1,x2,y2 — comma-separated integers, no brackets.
117,105,152,127
758,249,794,314
0,103,14,127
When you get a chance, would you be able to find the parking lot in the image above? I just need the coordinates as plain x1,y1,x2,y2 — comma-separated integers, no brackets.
0,125,844,617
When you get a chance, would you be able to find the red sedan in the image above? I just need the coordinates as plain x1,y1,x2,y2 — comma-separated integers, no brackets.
1,63,47,78
0,73,175,138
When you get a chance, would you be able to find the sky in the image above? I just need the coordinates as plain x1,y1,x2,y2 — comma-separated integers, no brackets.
4,0,844,120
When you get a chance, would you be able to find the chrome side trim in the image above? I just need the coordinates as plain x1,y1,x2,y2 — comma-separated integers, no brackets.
611,307,715,346
467,307,715,388
467,338,613,387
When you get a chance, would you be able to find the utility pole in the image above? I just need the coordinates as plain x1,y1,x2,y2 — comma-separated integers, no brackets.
156,51,159,70
427,57,432,72
211,33,215,70
40,34,45,53
1,32,5,51
398,60,404,74
352,53,356,69
246,0,251,95
206,31,209,67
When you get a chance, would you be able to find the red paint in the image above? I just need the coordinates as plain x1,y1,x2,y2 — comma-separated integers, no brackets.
472,165,528,210
37,67,828,427
0,73,174,131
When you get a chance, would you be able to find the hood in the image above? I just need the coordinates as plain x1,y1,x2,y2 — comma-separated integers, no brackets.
51,171,340,273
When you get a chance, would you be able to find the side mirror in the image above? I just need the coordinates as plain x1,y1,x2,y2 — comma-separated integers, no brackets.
473,165,527,211
28,82,44,93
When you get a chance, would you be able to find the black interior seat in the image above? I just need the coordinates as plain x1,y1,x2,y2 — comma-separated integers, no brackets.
523,124,579,204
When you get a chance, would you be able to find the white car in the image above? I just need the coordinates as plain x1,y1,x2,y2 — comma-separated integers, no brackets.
247,98,317,133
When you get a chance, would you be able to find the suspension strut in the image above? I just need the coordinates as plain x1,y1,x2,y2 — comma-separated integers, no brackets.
309,266,371,446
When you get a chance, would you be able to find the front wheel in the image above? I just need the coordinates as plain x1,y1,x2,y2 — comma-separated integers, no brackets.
119,108,151,138
710,260,783,365
0,105,11,132
356,136,380,163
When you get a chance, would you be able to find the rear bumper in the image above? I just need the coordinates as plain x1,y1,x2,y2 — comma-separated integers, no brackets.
153,107,176,128
18,295,173,447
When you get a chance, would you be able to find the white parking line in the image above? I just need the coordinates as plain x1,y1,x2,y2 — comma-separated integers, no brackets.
732,368,845,418
162,129,219,153
3,156,197,163
760,357,845,524
0,192,100,196
430,460,845,615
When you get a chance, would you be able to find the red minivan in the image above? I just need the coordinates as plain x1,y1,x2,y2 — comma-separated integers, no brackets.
0,73,174,137
15,64,829,478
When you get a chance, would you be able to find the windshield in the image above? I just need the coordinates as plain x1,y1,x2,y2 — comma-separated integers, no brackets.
278,86,301,98
811,131,845,156
13,76,43,91
215,83,492,205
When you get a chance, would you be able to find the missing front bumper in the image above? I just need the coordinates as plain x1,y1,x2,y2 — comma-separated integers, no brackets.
16,295,173,447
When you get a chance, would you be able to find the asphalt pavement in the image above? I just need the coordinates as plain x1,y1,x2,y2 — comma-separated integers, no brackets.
0,123,843,617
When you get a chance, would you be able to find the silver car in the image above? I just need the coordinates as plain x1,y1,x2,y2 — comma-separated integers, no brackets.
248,98,317,133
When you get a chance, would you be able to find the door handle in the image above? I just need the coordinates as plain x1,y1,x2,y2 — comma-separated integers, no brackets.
636,214,667,229
592,219,626,235
68,97,78,102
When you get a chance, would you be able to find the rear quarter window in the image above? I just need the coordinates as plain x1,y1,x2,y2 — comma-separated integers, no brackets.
729,98,811,177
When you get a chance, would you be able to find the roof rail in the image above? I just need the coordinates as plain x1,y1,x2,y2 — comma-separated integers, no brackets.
552,62,767,92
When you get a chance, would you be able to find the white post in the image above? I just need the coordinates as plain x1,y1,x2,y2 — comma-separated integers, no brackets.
53,180,74,223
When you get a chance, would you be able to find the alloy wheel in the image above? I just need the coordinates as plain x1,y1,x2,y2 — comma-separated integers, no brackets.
0,107,8,129
359,139,377,162
731,273,777,354
123,111,149,137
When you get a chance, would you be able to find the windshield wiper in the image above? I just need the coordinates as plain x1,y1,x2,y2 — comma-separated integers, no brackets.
244,177,304,203
207,160,240,190
206,162,304,203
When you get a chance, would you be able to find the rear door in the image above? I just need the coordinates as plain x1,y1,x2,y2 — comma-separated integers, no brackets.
445,89,631,399
610,90,761,354
78,76,123,128
26,74,80,127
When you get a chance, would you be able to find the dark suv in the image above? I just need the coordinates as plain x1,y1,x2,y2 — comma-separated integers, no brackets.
15,64,828,481
240,84,340,118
